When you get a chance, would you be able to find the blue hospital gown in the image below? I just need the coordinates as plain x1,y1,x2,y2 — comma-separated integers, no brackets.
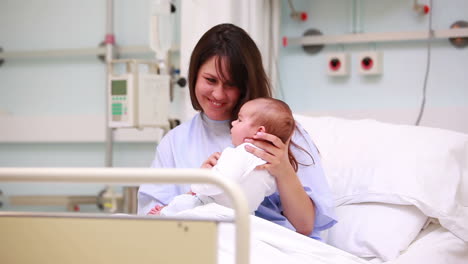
138,113,337,240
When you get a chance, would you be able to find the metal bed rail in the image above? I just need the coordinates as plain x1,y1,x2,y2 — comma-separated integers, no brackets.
0,167,250,264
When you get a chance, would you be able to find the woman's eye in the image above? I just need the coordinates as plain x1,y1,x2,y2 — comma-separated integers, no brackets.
205,77,216,83
225,82,236,88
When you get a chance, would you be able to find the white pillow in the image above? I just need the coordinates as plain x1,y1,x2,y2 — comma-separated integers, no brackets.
294,115,468,241
325,203,427,261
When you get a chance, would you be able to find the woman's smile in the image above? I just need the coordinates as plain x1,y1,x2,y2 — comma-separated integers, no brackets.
195,56,241,121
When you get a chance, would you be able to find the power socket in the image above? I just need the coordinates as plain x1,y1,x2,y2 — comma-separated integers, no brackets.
358,51,383,75
327,53,350,76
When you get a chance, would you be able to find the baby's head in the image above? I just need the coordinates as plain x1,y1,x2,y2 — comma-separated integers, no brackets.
230,98,295,147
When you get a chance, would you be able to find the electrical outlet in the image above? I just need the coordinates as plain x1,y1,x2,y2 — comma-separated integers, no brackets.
358,51,383,75
327,53,350,76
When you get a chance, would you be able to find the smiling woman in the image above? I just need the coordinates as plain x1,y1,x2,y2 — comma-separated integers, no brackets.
138,23,337,240
187,23,272,122
194,56,241,121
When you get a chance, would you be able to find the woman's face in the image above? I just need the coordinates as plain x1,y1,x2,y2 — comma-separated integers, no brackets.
195,56,241,121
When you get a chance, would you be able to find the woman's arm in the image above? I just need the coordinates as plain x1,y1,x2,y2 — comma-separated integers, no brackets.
274,164,316,235
137,133,180,215
244,132,315,235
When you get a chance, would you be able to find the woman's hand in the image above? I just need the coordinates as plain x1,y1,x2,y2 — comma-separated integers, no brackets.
201,152,221,168
244,131,315,236
244,132,293,178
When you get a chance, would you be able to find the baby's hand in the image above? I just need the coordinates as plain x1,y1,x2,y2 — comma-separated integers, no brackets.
147,204,165,215
201,152,221,168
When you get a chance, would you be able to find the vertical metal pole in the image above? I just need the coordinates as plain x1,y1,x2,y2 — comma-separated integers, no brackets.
104,1,137,213
105,0,114,168
123,186,138,214
104,0,127,213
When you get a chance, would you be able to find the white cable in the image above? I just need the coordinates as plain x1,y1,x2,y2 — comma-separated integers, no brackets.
270,0,285,100
287,0,297,14
415,0,433,126
274,57,285,100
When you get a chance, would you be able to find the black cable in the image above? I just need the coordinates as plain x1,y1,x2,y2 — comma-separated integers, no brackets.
415,0,433,126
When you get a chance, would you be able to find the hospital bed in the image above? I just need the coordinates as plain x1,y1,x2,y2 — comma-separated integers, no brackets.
1,115,467,264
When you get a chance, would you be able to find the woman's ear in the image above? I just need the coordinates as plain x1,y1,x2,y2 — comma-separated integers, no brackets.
257,126,266,133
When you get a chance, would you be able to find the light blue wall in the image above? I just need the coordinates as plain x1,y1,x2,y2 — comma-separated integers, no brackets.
0,0,174,211
0,0,178,168
0,0,466,211
279,0,468,114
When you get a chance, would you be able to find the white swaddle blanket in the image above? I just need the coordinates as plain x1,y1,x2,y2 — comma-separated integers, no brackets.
161,143,277,215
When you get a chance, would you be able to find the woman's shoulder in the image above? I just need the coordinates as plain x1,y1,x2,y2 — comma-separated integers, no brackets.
157,114,202,148
291,119,321,162
292,120,313,142
164,113,202,137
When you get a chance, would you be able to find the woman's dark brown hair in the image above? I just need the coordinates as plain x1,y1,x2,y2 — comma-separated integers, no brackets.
188,23,272,121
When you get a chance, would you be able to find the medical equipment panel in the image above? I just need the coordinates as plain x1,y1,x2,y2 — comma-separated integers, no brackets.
108,59,170,129
110,76,133,126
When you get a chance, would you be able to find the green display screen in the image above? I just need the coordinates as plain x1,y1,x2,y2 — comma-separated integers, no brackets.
111,80,127,95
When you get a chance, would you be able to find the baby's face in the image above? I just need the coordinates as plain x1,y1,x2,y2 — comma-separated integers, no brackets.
230,102,261,146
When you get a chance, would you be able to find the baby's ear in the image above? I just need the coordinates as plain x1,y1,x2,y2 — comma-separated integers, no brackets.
258,126,266,133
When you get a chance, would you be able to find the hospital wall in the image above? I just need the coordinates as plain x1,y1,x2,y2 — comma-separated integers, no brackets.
0,0,177,169
0,0,467,210
279,0,468,133
0,0,168,210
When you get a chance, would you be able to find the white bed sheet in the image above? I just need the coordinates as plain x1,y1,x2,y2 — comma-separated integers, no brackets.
386,221,468,264
175,203,369,264
173,204,468,264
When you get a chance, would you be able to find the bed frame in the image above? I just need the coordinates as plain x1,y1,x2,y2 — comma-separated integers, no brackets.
0,168,250,264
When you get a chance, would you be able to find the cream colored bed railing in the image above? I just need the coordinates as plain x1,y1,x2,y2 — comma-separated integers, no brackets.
0,168,250,264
